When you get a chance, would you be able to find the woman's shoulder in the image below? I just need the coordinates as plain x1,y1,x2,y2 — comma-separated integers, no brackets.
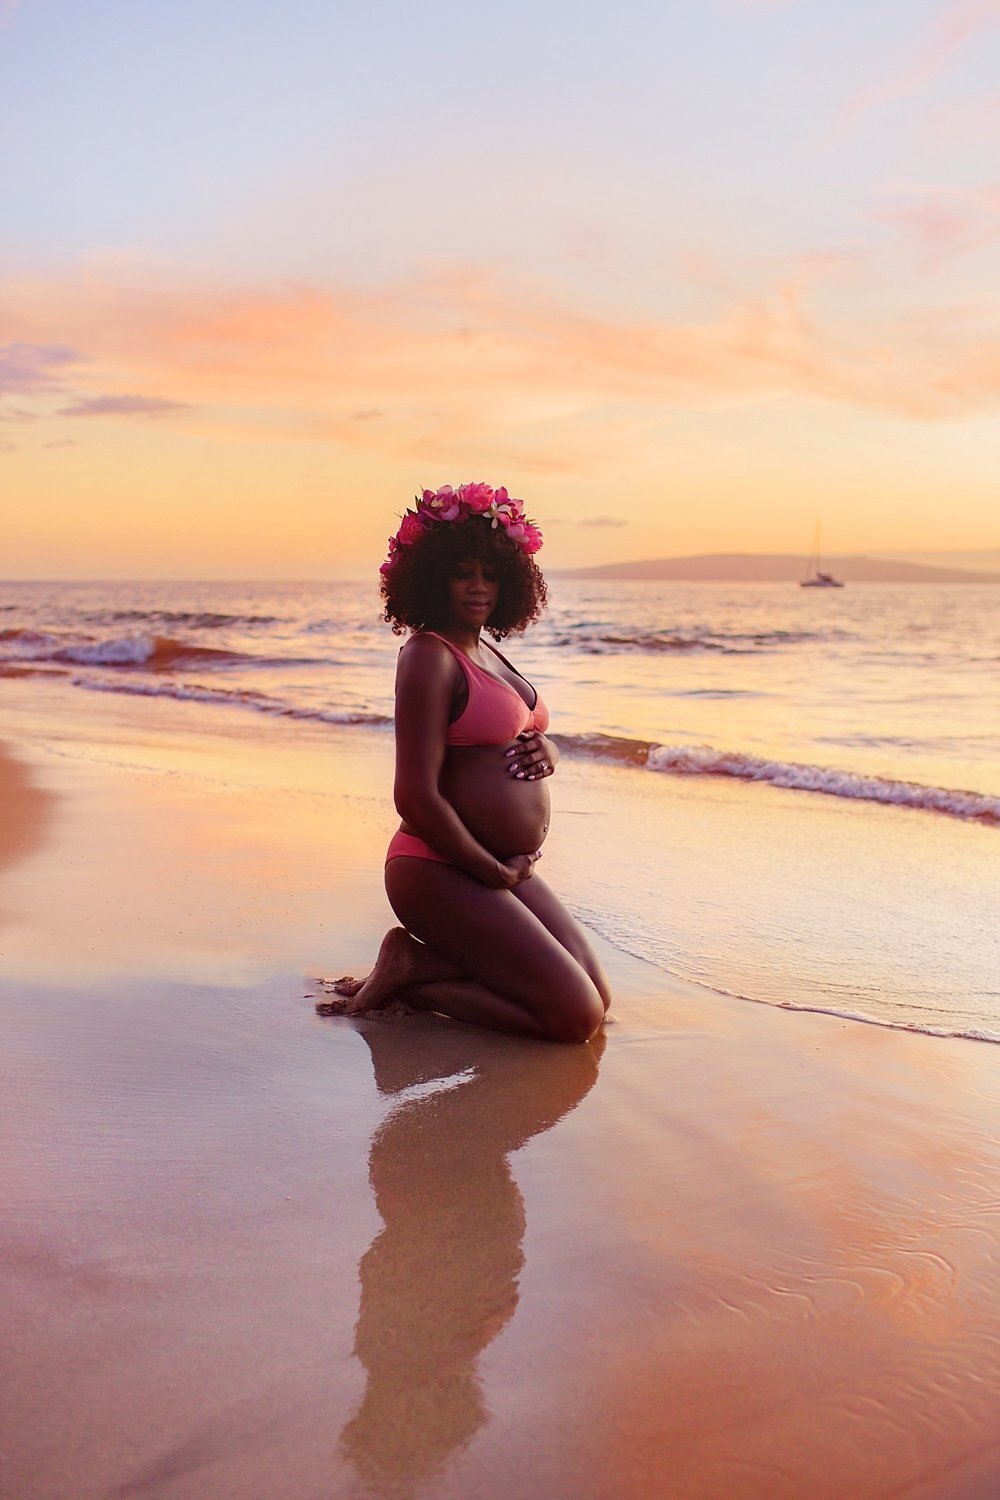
400,629,448,657
397,631,459,676
394,632,463,716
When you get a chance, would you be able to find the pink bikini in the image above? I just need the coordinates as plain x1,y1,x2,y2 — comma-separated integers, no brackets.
386,631,550,866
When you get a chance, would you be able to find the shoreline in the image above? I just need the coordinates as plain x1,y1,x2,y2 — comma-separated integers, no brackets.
2,704,1000,1498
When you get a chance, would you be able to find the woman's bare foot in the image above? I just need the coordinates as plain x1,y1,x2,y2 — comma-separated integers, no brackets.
323,974,366,998
315,928,423,1016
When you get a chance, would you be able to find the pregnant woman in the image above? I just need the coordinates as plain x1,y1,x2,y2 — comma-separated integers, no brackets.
321,483,610,1042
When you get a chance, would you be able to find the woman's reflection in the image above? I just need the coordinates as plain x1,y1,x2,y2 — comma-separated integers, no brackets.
0,746,52,886
339,1018,605,1496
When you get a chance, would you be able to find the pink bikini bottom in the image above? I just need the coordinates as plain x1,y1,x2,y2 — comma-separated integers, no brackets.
385,828,453,866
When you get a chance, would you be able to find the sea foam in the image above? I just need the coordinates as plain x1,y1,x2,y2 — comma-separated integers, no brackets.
644,744,1000,824
71,672,391,727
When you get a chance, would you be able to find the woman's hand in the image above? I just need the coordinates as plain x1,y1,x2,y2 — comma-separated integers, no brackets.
493,851,543,888
504,731,559,782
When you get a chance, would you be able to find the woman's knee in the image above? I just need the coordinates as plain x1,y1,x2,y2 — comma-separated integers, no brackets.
536,974,605,1044
586,963,613,1014
543,1007,604,1044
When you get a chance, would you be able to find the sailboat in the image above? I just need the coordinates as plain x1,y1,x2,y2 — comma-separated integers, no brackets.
800,518,844,588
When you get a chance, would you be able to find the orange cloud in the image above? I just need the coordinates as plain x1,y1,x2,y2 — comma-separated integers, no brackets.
3,254,1000,482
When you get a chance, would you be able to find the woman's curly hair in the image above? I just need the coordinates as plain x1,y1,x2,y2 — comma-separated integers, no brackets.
380,515,548,639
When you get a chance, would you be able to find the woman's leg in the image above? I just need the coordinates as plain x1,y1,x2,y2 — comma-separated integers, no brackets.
319,924,462,1002
325,869,611,1011
360,858,605,1042
509,873,613,1013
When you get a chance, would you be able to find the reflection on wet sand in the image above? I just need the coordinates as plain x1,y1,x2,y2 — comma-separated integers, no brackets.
340,1019,605,1497
0,743,53,890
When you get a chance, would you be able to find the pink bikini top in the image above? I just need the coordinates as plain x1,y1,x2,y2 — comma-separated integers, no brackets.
418,631,549,747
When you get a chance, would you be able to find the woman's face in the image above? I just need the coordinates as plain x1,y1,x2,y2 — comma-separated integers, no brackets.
446,556,499,631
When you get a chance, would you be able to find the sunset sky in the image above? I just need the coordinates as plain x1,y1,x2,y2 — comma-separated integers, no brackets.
3,0,1000,578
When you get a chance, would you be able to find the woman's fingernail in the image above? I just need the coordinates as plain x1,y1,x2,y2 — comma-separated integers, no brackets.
516,771,525,779
505,748,515,756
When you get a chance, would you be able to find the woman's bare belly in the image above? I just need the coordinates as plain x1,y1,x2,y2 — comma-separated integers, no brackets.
438,744,551,859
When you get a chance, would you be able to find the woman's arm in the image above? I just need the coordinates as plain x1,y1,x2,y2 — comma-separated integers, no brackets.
393,637,536,888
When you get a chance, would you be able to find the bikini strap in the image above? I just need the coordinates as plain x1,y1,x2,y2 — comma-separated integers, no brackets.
417,630,501,670
482,638,515,672
406,631,477,687
482,637,538,708
409,631,473,723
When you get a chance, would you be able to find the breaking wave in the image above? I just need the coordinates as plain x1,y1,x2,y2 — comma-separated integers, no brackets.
0,628,320,671
556,733,1000,825
71,673,391,728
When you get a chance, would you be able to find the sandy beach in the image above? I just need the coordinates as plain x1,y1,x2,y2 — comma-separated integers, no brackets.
2,677,999,1500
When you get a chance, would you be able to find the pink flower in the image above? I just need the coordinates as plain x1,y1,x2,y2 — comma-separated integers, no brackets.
521,523,543,553
397,512,427,545
420,484,462,522
494,488,524,520
457,481,494,514
487,496,517,529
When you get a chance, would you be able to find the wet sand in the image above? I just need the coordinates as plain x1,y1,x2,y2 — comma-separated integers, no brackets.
0,739,54,876
1,682,999,1500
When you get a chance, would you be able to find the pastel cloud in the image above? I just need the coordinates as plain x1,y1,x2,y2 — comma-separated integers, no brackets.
0,342,87,395
924,86,1000,146
58,393,191,417
875,182,1000,269
843,0,1000,126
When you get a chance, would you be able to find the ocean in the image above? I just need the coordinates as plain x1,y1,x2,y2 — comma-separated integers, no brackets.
2,577,998,1043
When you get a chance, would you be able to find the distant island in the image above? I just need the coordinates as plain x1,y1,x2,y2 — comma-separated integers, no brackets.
555,553,1000,584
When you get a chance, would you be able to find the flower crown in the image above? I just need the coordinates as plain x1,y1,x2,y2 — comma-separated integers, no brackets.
380,483,543,575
